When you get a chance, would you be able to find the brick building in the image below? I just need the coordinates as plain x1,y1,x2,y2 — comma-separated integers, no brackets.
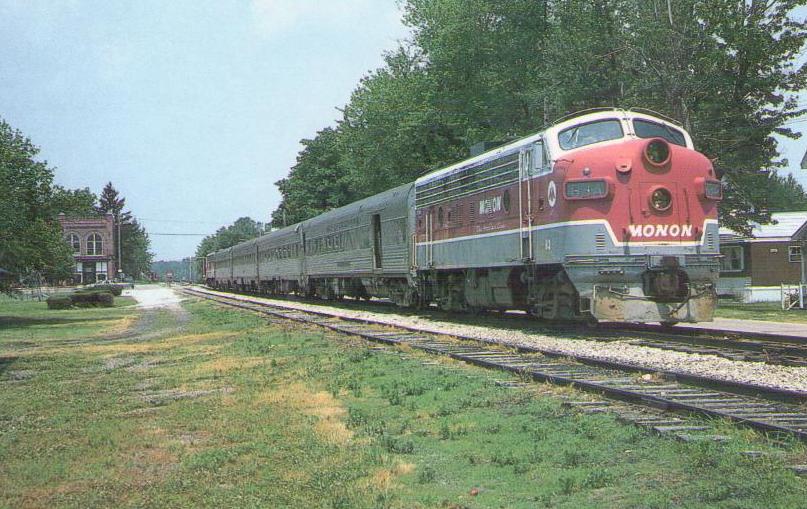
58,213,116,284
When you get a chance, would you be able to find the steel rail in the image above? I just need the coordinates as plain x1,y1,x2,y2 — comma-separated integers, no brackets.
193,285,807,370
183,287,807,442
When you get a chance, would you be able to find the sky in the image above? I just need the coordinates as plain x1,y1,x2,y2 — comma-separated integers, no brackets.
0,0,410,260
0,1,805,261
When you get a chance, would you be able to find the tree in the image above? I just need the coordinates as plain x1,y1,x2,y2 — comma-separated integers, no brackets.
762,173,807,212
194,217,264,277
120,219,153,278
96,182,151,279
50,186,98,218
269,0,807,233
0,118,73,288
270,128,353,228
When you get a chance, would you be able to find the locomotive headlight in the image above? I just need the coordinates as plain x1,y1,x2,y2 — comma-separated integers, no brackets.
704,180,722,200
649,187,673,211
565,179,609,200
645,139,671,166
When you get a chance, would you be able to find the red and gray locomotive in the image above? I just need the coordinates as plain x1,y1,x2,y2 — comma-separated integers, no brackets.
206,109,721,324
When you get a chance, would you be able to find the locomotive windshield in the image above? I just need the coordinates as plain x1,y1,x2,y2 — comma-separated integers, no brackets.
633,119,686,146
558,119,623,150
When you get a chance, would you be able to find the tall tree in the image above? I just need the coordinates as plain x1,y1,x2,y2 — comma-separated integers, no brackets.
120,219,153,278
97,182,132,222
50,186,98,218
0,118,73,288
269,0,807,233
270,128,353,228
96,182,151,279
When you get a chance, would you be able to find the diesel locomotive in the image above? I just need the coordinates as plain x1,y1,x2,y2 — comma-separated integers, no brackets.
206,109,722,324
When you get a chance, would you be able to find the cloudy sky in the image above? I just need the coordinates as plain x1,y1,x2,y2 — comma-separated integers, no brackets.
1,1,805,260
0,0,409,260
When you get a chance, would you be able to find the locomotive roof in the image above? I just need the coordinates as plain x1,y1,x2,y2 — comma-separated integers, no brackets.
415,109,691,186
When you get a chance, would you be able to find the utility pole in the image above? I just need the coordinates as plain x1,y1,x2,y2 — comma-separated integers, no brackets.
116,213,122,281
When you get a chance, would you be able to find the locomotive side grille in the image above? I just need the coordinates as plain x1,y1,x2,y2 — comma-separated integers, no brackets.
595,233,606,252
415,152,519,208
706,231,715,250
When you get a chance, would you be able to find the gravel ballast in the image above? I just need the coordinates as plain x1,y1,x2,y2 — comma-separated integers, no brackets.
196,288,807,394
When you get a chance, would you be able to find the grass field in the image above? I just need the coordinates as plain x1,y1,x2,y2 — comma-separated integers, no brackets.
715,300,807,324
1,294,806,508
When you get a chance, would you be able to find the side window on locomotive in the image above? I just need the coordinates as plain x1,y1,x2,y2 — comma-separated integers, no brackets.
632,119,687,147
558,119,623,150
532,140,551,175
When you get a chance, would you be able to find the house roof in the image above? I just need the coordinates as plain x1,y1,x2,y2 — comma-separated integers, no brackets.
719,211,807,241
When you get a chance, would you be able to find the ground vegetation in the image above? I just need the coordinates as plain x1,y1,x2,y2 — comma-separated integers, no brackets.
0,296,805,506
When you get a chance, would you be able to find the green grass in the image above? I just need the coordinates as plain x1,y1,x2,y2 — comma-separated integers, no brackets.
715,300,807,323
1,296,805,508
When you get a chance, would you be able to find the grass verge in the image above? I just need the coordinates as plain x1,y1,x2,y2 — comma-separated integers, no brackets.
715,300,807,324
0,296,805,508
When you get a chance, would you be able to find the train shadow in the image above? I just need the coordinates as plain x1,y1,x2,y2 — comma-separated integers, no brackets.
0,315,112,331
0,355,16,376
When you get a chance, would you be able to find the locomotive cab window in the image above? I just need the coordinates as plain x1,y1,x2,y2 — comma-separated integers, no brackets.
632,119,686,146
558,119,623,150
532,140,551,175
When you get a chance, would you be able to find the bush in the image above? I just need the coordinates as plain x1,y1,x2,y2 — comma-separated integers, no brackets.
46,295,73,310
72,290,114,308
108,285,123,296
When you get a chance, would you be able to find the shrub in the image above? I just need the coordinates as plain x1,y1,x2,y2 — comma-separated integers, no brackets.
47,295,73,310
108,285,124,296
72,290,114,308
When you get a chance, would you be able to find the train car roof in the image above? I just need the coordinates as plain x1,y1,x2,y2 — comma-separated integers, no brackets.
206,183,414,257
302,182,414,230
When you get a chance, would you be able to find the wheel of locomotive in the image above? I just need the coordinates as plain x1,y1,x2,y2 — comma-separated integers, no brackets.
581,313,599,329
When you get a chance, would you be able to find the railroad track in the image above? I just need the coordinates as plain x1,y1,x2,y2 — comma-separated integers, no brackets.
192,286,807,369
621,335,807,367
182,287,807,443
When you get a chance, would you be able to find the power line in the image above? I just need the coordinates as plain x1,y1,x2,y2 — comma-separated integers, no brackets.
139,218,225,225
149,233,209,236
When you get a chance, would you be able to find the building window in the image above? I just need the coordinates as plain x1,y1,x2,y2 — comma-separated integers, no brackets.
789,245,802,263
87,233,103,255
720,245,744,272
67,233,80,254
96,261,108,281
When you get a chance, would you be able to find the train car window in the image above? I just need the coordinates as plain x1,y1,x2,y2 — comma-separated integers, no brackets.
558,119,623,150
632,119,686,146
